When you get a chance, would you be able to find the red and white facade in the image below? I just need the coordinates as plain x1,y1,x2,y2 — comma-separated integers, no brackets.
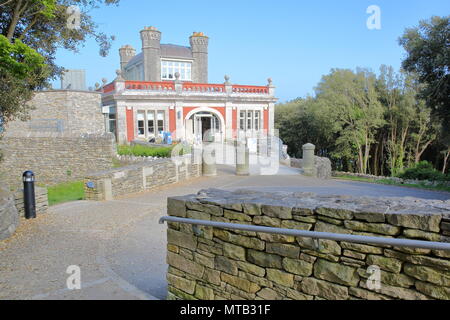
101,28,277,145
101,76,277,145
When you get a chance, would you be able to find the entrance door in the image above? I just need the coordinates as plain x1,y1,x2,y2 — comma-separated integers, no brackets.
189,111,222,144
194,113,216,142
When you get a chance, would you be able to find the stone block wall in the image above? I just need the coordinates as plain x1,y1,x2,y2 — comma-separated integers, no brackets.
3,90,105,137
0,188,19,241
166,189,450,300
14,187,48,217
291,156,332,179
0,134,116,188
1,187,49,241
84,155,201,201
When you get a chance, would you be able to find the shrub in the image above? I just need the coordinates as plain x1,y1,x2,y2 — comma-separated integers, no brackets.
117,144,188,158
397,161,448,181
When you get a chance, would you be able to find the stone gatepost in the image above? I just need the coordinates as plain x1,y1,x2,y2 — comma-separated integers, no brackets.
235,141,250,176
202,145,217,177
302,143,316,177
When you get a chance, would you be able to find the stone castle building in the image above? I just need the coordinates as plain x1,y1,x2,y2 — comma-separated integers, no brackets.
102,26,277,145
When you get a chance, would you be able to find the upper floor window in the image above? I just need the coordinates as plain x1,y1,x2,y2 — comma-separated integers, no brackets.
161,60,192,81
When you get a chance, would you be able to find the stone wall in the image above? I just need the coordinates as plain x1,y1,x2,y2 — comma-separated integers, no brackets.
0,188,19,241
166,189,450,300
84,155,201,201
291,156,332,179
14,187,48,217
0,134,115,188
3,90,105,137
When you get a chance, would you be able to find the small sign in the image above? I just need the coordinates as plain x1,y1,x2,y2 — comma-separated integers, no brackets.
86,181,95,189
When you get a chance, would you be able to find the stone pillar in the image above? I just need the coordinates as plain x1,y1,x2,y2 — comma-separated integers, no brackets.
268,78,276,96
235,141,249,176
224,75,232,94
202,145,217,177
114,69,125,93
174,72,182,94
302,143,316,177
103,178,113,201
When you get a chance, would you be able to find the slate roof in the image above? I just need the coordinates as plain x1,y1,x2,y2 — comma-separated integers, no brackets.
125,44,193,68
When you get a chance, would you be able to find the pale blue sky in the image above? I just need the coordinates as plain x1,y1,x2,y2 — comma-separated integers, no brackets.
53,0,450,102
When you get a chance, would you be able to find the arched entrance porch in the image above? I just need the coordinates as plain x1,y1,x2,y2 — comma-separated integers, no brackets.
184,107,225,144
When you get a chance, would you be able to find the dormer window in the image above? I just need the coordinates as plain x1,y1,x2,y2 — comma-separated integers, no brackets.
161,59,192,81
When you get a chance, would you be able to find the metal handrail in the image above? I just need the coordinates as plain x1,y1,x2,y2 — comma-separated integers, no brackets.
159,216,450,251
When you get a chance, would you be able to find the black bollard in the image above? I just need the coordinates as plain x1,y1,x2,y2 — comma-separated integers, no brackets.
23,171,36,219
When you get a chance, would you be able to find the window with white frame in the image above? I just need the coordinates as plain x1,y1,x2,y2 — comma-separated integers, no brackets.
239,110,262,131
254,110,261,131
137,111,145,136
147,111,155,136
247,111,253,130
136,110,166,139
239,111,246,130
157,111,165,133
161,60,192,81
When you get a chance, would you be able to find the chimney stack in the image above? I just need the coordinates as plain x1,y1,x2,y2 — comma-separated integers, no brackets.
140,26,161,81
190,32,209,83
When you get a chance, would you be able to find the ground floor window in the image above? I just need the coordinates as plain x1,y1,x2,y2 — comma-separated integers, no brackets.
108,107,117,136
136,110,166,139
157,111,165,133
137,111,145,136
239,109,261,131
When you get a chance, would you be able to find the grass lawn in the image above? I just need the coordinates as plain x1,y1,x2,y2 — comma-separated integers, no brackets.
47,181,85,206
334,175,450,193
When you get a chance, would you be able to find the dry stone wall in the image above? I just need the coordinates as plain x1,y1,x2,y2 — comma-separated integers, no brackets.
3,90,105,138
14,187,48,217
166,189,450,300
291,156,332,179
0,188,19,241
84,155,201,201
0,134,116,188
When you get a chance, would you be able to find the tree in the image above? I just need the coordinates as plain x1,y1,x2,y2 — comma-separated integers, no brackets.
409,99,437,164
315,68,385,174
1,0,119,79
441,148,450,174
0,0,119,125
399,16,450,145
0,34,48,123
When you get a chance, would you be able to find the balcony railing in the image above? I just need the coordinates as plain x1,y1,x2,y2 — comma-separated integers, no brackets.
182,83,225,93
125,81,175,91
102,81,272,95
232,85,269,94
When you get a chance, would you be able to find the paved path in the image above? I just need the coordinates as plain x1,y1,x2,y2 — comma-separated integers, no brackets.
1,166,449,300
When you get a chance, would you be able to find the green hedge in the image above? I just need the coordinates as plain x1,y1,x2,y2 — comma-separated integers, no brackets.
117,144,190,158
397,161,449,181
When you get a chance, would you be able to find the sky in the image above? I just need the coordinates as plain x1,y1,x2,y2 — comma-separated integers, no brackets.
53,0,450,102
